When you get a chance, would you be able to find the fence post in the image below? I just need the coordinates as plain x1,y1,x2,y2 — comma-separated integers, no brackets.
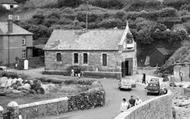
6,101,20,119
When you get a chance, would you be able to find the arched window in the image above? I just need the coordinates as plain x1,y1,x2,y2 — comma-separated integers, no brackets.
56,53,62,62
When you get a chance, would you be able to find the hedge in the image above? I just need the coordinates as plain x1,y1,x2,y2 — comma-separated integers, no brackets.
68,89,105,111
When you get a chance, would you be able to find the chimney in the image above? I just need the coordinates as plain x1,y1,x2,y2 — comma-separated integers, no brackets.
7,15,13,33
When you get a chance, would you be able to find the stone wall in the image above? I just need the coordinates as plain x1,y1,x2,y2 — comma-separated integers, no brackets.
115,91,173,119
19,97,68,119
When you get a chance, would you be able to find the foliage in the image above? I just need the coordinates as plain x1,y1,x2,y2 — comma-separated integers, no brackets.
125,0,162,11
124,7,178,20
163,0,190,10
89,0,124,9
15,0,27,4
0,5,9,15
64,80,94,85
58,0,83,8
97,18,123,28
68,89,105,111
183,22,190,33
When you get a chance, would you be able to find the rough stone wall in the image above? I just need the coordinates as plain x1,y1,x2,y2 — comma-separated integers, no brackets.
115,91,173,119
45,50,122,72
19,97,68,119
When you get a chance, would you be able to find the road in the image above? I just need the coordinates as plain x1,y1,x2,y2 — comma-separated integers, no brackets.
11,68,158,119
44,78,156,119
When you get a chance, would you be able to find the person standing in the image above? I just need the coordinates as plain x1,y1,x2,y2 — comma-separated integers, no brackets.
120,98,129,112
129,95,136,108
179,71,183,82
135,97,142,106
142,73,146,84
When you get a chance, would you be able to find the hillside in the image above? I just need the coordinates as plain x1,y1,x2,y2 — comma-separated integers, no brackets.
158,41,190,74
2,0,189,66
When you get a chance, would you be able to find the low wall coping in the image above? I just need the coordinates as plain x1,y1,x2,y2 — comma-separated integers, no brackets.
19,97,68,109
83,71,121,73
115,90,172,119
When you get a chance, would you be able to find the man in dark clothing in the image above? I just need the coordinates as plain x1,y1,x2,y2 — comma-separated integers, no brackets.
129,95,136,108
142,73,146,84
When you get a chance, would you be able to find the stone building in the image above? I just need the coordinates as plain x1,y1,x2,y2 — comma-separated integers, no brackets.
44,23,137,78
0,18,33,65
0,0,18,10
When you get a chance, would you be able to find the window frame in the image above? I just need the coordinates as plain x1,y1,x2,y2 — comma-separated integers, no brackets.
102,53,107,66
56,53,62,62
83,52,88,65
22,49,26,59
22,38,26,46
73,52,79,64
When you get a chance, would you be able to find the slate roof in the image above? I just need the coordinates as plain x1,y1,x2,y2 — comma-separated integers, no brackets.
0,0,17,4
44,29,124,51
0,22,33,35
156,47,170,56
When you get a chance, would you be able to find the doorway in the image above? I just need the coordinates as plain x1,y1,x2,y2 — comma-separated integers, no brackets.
121,58,133,77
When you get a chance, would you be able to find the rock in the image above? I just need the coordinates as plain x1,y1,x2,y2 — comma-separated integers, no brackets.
18,83,31,90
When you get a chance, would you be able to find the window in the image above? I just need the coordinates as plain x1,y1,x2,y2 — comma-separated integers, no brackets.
102,54,107,66
74,53,78,64
10,5,14,9
83,53,88,64
22,38,26,46
22,50,26,59
56,53,62,62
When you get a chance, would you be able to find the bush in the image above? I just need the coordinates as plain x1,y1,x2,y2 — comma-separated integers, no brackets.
124,7,178,21
64,80,94,85
68,89,105,111
89,0,124,9
0,72,19,79
125,0,162,11
97,18,123,28
58,0,83,8
0,5,9,15
163,0,190,10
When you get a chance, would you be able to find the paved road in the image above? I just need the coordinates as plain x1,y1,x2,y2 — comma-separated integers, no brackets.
44,78,155,119
11,68,157,119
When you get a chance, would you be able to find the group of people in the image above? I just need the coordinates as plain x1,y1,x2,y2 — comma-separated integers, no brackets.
120,96,142,112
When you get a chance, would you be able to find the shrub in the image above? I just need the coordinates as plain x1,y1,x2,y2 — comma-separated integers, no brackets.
0,5,9,15
124,7,178,21
181,15,190,22
64,80,94,85
163,0,190,10
97,18,123,28
89,0,124,9
0,72,19,79
125,0,162,11
68,89,105,111
58,0,83,8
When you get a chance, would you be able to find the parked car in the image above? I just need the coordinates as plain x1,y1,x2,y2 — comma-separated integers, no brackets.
146,78,160,95
119,78,136,90
146,78,167,95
